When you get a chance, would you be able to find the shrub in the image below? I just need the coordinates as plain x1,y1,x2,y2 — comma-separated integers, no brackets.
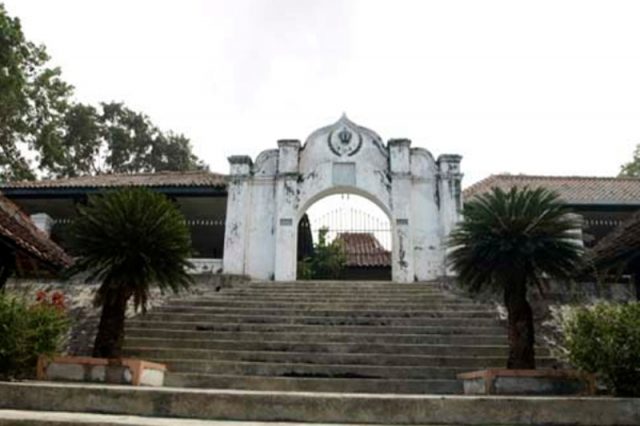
0,291,69,379
297,228,346,280
563,302,640,396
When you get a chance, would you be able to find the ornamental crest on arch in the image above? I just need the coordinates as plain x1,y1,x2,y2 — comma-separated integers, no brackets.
327,126,363,157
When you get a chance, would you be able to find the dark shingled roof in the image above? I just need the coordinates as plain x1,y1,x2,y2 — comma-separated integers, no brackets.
335,233,391,268
0,171,227,190
588,210,640,267
464,174,640,205
0,195,73,270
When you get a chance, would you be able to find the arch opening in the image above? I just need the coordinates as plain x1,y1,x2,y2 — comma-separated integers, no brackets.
296,192,392,281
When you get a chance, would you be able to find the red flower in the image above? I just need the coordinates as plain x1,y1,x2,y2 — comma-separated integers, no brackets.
36,290,47,302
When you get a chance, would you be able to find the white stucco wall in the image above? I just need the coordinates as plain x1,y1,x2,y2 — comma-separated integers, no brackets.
223,115,463,282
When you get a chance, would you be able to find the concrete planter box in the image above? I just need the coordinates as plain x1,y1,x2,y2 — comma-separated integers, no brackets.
458,369,596,396
37,356,166,387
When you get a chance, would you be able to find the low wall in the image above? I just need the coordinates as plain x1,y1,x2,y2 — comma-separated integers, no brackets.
3,273,249,356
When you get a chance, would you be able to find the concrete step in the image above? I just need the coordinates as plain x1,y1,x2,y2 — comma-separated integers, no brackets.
125,321,506,335
123,337,536,356
168,299,486,311
138,312,501,327
125,329,508,345
0,382,636,425
229,281,433,287
180,295,472,303
165,373,462,394
0,410,440,426
125,347,557,368
156,359,473,379
164,301,489,310
214,289,452,296
156,306,496,317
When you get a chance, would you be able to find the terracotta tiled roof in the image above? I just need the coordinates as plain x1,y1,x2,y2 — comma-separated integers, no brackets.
0,171,227,190
464,174,640,205
0,195,72,270
335,232,391,268
588,210,640,267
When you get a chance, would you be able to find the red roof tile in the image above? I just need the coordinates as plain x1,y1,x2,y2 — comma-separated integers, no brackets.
0,171,227,190
0,195,72,270
464,174,640,205
335,233,391,268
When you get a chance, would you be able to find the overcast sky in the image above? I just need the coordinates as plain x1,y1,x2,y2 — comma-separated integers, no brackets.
5,0,640,186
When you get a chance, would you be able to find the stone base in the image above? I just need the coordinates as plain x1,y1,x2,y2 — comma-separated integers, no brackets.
458,369,596,396
2,381,639,425
37,356,166,387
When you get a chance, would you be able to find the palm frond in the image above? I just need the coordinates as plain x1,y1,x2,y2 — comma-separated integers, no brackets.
448,186,584,292
67,188,193,311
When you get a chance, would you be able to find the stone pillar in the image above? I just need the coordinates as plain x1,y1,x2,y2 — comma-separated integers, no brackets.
222,155,253,275
567,213,585,248
437,154,463,276
274,140,301,281
437,154,463,238
30,213,54,236
389,139,414,283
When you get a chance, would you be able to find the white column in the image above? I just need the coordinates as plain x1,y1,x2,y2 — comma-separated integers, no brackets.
389,139,414,283
30,213,54,236
437,154,463,276
222,155,252,275
274,140,301,281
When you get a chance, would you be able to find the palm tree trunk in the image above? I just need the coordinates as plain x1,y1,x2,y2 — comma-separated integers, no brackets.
92,287,129,358
504,282,536,369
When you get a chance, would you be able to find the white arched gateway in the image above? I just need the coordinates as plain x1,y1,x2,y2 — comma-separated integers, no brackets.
223,115,462,282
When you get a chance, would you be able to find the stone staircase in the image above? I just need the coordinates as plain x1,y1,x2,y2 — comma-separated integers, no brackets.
123,280,554,394
2,281,637,425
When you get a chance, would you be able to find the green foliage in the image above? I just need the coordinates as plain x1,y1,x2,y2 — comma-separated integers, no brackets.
0,3,72,181
0,292,69,379
563,303,640,397
299,228,346,280
0,4,206,180
42,102,206,178
448,186,584,368
449,186,584,292
619,145,640,177
68,188,193,312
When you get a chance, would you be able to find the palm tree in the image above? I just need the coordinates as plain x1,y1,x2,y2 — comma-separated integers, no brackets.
69,188,192,358
448,187,583,369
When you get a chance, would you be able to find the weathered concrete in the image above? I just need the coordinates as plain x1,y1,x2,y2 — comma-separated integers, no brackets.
136,313,501,327
125,330,508,345
124,348,556,368
1,382,639,425
458,369,595,396
223,115,463,282
166,374,462,394
124,338,536,356
0,410,417,426
125,322,507,336
38,357,165,387
122,281,526,394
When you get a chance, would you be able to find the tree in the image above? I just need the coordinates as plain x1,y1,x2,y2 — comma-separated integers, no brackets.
300,228,346,280
1,4,206,180
0,3,72,181
448,187,583,369
68,188,193,358
38,102,207,178
619,145,640,177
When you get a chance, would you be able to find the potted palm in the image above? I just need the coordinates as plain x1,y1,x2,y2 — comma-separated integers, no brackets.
449,186,592,395
38,188,193,386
